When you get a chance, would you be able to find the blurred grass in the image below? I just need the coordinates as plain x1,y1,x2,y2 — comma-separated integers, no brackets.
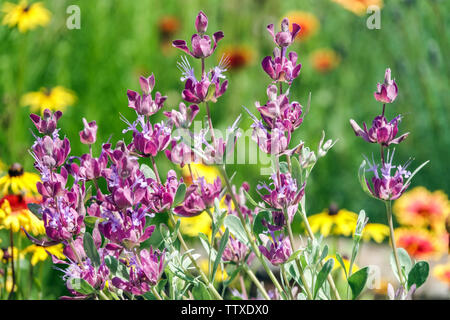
0,0,448,227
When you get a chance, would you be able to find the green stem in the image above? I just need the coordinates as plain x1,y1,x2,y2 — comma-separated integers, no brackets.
242,264,270,300
168,212,223,300
280,264,294,300
299,206,342,300
385,200,405,287
218,165,285,297
283,209,313,300
151,286,163,300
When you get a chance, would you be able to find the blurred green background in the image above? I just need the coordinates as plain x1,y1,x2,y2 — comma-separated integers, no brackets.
0,0,448,297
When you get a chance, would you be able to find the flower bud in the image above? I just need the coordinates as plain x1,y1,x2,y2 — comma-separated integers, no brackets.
195,11,208,33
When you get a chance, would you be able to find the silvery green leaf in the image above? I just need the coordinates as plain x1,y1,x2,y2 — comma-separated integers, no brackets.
224,215,249,245
140,163,156,180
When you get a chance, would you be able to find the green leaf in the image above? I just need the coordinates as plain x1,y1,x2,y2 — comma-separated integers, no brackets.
279,161,289,173
192,281,211,300
173,183,186,206
335,253,348,279
212,228,229,282
348,267,370,299
291,157,303,185
243,188,259,207
390,248,413,282
358,160,376,199
224,215,248,245
84,216,105,228
27,203,42,219
285,249,303,264
407,261,429,290
69,278,96,295
83,232,101,267
140,164,156,180
105,256,119,275
252,210,272,236
314,258,334,299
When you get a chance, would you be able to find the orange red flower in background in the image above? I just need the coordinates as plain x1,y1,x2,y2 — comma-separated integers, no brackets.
433,263,450,285
218,45,253,71
310,48,341,73
393,187,450,233
394,227,447,260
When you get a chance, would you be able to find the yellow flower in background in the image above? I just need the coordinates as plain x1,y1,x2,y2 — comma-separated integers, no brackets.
393,187,450,233
181,162,222,185
310,49,341,73
394,228,446,260
174,211,213,238
331,0,383,16
361,223,389,243
0,198,45,235
199,259,228,283
21,86,76,114
433,263,450,285
22,244,65,266
308,205,358,237
0,163,40,197
0,160,6,175
282,11,319,41
1,0,51,33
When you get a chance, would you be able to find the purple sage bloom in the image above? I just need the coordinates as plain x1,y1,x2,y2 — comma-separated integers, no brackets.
262,49,302,84
30,109,62,135
172,11,224,59
267,18,301,48
374,68,398,103
350,115,409,146
222,237,254,264
173,179,221,217
127,74,167,116
259,234,292,266
79,118,98,145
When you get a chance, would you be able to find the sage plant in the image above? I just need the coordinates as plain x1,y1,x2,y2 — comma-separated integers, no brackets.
349,68,430,297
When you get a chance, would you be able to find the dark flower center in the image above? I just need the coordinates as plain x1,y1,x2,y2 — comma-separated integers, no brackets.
327,203,339,216
8,163,24,177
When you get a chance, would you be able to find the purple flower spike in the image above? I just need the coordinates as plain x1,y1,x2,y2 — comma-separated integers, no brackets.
79,118,98,145
30,109,62,135
267,18,301,48
195,11,208,33
139,74,155,95
172,11,224,59
374,68,398,103
350,115,409,146
259,234,292,266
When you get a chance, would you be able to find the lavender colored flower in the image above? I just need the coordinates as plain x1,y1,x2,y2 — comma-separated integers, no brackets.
165,140,195,167
259,234,292,266
173,184,207,217
266,18,301,48
112,247,165,295
350,115,409,146
30,109,62,135
164,102,200,129
146,170,182,213
262,49,302,84
222,237,252,264
224,182,255,220
127,74,167,116
32,135,71,169
122,115,172,157
257,172,305,221
179,59,228,104
256,85,303,131
172,11,224,59
79,118,98,145
374,68,398,103
99,208,155,249
76,152,109,181
362,150,412,201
